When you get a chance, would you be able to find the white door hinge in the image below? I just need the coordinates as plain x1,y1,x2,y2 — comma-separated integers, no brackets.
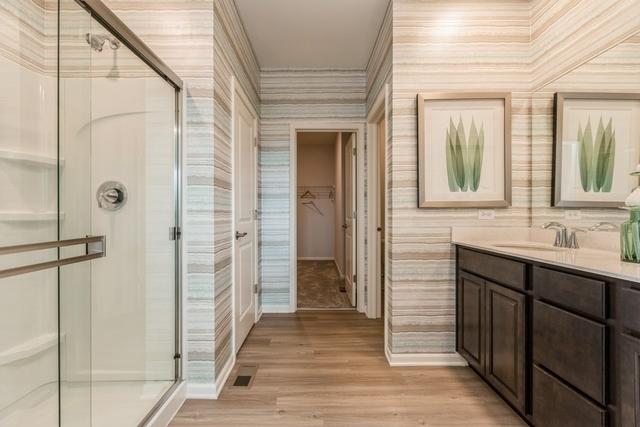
253,209,259,220
352,147,356,156
253,283,260,294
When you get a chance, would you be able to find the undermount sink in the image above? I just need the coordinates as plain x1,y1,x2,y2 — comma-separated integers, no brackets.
489,242,565,252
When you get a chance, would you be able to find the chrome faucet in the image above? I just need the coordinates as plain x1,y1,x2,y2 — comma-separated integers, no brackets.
542,222,568,247
566,227,587,249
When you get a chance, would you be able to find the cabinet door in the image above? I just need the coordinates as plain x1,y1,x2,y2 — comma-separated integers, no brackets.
485,281,526,413
621,333,640,427
457,272,485,372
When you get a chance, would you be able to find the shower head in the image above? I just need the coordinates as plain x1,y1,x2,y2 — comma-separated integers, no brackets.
85,33,121,52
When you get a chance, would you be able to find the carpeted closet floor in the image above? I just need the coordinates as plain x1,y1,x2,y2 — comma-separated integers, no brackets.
297,260,352,309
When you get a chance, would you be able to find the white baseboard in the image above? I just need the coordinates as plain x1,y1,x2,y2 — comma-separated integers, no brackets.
262,304,295,314
297,257,334,261
385,346,468,367
146,381,186,427
186,354,236,400
214,355,235,398
186,383,217,399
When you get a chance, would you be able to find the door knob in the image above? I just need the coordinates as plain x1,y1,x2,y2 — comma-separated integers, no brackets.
377,227,383,232
342,224,348,230
235,231,248,240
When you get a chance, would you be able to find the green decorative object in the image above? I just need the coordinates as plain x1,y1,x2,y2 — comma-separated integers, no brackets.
621,167,640,263
445,116,484,193
621,208,640,263
577,116,616,193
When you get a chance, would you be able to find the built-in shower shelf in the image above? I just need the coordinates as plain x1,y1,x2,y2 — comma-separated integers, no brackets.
0,149,64,167
0,332,65,366
0,212,65,222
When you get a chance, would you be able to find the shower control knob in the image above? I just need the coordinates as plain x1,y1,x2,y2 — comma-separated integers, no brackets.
96,181,128,211
101,189,120,204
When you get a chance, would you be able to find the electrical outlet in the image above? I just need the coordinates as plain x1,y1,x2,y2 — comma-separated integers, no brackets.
478,209,496,220
564,210,582,220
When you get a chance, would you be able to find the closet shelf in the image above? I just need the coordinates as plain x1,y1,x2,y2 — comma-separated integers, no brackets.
0,149,64,167
0,212,65,222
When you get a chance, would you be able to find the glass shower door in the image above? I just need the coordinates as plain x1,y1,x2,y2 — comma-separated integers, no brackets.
58,2,180,426
1,0,181,425
0,1,81,426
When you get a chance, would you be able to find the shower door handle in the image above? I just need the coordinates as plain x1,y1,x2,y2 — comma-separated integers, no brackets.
235,231,248,240
0,236,106,279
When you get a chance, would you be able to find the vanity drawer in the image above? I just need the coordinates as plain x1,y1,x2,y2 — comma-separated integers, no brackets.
533,300,606,404
533,266,605,320
458,248,526,290
533,365,606,427
620,287,640,334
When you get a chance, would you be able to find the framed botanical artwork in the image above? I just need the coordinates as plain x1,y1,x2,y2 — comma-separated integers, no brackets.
553,92,640,207
417,92,512,208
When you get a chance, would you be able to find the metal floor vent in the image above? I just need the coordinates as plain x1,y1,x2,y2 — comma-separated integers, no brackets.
231,365,258,388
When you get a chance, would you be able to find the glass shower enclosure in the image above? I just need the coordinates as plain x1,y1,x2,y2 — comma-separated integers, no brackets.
0,0,182,425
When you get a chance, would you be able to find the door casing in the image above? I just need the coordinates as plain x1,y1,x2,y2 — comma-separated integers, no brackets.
231,77,259,355
366,84,388,321
288,122,366,313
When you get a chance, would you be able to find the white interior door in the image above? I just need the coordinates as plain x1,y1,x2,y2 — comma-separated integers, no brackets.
344,134,356,306
233,88,257,353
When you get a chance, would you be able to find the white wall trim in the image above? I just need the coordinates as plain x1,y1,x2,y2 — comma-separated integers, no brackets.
214,354,236,398
289,121,366,314
147,381,186,427
365,84,388,320
262,304,295,314
185,350,236,400
385,347,468,367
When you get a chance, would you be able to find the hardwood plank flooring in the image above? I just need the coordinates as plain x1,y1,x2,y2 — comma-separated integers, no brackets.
171,311,525,427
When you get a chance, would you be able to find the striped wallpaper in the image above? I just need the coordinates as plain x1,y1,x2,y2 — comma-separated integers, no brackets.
389,0,532,354
387,0,640,355
365,2,393,350
212,0,260,379
260,69,367,311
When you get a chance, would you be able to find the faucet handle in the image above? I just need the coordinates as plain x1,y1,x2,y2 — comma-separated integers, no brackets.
542,221,566,230
589,222,619,231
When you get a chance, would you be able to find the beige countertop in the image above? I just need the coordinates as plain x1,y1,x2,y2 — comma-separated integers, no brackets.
452,227,640,283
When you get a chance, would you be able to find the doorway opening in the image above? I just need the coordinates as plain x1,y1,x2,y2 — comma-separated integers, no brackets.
296,131,355,310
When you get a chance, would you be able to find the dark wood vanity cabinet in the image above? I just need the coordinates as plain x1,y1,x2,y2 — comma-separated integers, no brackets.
456,246,640,427
458,272,485,372
457,269,526,413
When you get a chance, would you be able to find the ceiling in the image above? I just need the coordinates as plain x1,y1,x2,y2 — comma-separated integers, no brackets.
234,0,390,69
298,132,338,145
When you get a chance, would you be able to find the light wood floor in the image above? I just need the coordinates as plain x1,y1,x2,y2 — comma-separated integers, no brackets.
171,311,525,427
